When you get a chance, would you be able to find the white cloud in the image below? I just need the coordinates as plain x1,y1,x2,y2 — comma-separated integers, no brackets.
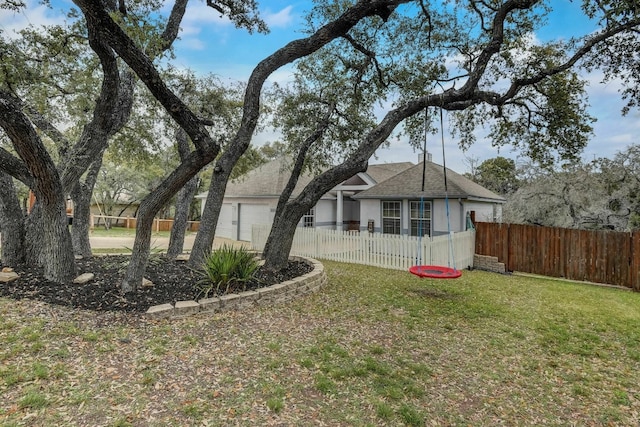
264,6,295,29
182,1,233,28
0,0,66,39
176,2,234,51
179,37,207,51
265,67,296,85
583,71,626,99
551,67,639,164
176,4,296,52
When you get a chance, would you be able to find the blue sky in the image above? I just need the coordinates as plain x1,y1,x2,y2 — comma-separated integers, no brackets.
2,0,639,173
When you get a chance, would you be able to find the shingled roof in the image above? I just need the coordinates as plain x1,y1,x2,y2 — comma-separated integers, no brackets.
364,162,414,183
353,161,506,202
221,159,311,198
218,158,414,198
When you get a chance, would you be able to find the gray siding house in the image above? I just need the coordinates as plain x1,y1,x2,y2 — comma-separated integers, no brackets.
354,161,506,236
197,158,504,241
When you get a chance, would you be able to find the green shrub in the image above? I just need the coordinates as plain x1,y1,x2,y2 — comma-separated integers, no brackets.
197,244,260,297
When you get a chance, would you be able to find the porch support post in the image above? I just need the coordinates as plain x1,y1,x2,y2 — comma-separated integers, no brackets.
336,190,344,231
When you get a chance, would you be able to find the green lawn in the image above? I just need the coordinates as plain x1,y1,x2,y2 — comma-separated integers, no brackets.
1,262,640,426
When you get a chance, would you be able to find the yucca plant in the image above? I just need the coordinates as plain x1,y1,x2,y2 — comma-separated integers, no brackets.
196,244,260,298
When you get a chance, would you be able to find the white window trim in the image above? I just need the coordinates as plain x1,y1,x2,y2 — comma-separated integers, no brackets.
410,200,432,237
302,207,315,228
381,200,401,234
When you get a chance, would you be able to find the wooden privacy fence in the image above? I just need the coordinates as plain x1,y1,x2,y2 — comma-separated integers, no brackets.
251,225,476,272
475,222,640,290
90,215,200,232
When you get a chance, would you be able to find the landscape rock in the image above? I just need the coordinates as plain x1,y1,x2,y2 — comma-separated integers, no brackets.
142,278,154,288
2,267,14,273
73,273,95,284
0,271,19,283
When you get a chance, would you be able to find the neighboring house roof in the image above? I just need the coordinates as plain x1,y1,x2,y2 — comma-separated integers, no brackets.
353,161,506,202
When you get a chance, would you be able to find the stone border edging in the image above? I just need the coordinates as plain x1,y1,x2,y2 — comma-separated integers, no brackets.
145,256,327,319
473,254,506,274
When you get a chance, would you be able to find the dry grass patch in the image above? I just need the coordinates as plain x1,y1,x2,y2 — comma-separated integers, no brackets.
1,262,640,425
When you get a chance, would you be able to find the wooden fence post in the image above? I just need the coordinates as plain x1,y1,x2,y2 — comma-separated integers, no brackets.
632,231,640,291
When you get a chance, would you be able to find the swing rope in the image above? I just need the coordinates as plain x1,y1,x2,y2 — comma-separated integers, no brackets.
439,107,457,271
410,106,460,279
416,107,428,266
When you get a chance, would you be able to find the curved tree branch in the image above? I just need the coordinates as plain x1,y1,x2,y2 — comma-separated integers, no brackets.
498,16,640,103
72,0,218,154
0,146,33,187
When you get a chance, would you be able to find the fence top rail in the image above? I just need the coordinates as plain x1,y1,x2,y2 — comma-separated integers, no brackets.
92,214,130,220
293,227,473,240
91,214,199,223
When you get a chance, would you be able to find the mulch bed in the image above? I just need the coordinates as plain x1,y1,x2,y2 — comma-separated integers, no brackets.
0,255,312,313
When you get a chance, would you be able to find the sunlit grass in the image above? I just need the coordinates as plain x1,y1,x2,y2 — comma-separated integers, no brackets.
1,261,640,425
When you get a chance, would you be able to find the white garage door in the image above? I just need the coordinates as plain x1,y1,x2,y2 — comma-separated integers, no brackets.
238,203,270,241
215,203,233,239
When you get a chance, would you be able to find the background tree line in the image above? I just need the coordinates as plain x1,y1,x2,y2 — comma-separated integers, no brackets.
467,144,640,231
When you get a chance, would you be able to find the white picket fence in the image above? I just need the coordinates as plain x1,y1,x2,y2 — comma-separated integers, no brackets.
251,225,476,271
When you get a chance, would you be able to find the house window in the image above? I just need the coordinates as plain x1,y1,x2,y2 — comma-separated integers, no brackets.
382,201,401,234
410,200,431,237
302,207,315,228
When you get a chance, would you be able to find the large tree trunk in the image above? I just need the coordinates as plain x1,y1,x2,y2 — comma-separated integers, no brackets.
0,90,77,282
18,45,133,267
70,155,104,258
121,202,154,292
167,128,199,259
0,172,26,266
60,0,185,260
40,200,77,281
261,163,367,271
69,183,94,258
121,148,216,292
261,106,333,258
262,203,308,272
13,18,129,272
260,167,302,261
187,167,229,268
166,175,198,259
24,205,44,267
23,200,76,281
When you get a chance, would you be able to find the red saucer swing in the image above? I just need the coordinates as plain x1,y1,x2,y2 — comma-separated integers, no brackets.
409,107,461,280
409,264,461,279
